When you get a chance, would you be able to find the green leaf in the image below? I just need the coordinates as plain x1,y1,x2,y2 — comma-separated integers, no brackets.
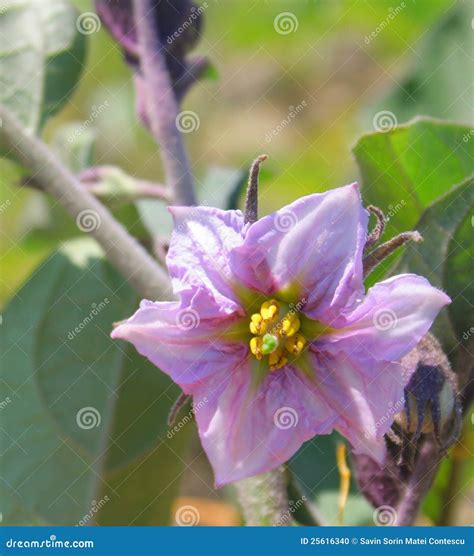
394,175,474,349
0,238,190,525
0,0,86,133
288,434,373,526
368,4,472,125
354,118,474,283
137,166,247,239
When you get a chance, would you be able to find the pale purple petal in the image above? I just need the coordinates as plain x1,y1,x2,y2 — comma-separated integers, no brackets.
321,274,451,361
309,350,405,462
231,184,368,318
167,206,247,310
111,287,247,393
193,361,335,487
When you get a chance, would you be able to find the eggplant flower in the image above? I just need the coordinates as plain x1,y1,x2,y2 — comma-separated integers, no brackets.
112,184,449,486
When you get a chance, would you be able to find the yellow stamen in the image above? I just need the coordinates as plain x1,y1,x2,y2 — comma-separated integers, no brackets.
249,313,267,335
280,315,300,337
249,336,263,359
260,299,279,321
268,348,288,371
285,333,306,355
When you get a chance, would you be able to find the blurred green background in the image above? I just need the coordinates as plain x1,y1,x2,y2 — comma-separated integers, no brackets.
0,0,472,527
2,0,471,304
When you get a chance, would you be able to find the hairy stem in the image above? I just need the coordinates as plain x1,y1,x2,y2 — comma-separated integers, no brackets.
395,439,442,525
363,231,422,277
235,467,291,526
244,154,267,224
133,0,197,206
0,106,171,301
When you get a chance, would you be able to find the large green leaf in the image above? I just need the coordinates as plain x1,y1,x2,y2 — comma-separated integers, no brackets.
0,238,190,525
0,0,86,133
353,118,473,283
394,175,474,349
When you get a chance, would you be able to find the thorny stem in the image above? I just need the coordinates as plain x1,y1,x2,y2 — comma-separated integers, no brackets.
0,106,171,301
363,231,422,277
244,154,267,224
133,0,197,206
236,467,292,526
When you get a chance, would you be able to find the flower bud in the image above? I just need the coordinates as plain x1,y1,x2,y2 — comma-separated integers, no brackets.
395,333,462,452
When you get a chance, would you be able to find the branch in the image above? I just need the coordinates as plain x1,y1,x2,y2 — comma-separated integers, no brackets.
0,106,171,301
133,0,197,206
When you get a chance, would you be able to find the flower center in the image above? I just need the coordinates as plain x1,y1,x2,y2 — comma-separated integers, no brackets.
248,299,307,371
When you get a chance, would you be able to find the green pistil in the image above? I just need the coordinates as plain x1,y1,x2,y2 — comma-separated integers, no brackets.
261,333,279,355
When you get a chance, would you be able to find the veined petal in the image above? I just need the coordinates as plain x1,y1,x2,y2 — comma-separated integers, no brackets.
167,206,247,309
321,274,451,361
111,288,247,392
193,361,334,487
309,350,405,463
232,184,368,317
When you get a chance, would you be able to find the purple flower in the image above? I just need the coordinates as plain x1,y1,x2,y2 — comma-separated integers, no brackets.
112,184,449,487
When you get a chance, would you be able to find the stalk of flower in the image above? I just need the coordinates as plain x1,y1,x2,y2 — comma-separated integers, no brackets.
112,173,450,488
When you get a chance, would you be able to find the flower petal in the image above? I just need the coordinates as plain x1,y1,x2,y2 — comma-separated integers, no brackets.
322,274,451,361
167,206,247,309
192,361,335,487
232,184,368,318
111,287,247,392
309,350,405,462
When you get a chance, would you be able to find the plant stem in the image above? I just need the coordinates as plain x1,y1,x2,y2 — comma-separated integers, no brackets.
395,439,442,525
235,467,291,526
133,0,197,206
0,106,171,301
